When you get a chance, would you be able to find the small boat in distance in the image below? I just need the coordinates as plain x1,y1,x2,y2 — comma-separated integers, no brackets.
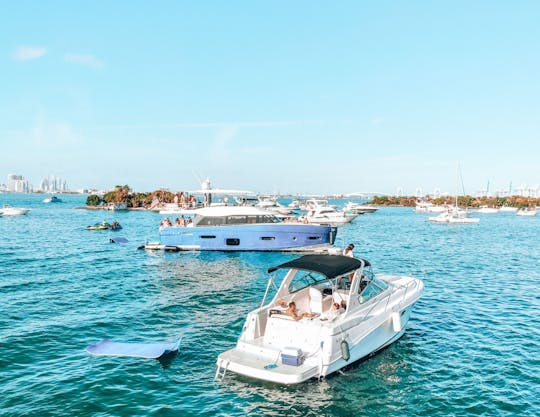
415,200,447,213
429,207,480,224
216,254,423,384
43,195,62,203
499,206,518,213
0,204,31,216
304,206,358,225
477,205,499,214
429,164,479,224
343,201,379,214
516,208,537,217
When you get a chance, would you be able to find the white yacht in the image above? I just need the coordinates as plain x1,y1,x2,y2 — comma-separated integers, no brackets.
343,202,379,214
516,208,537,217
304,207,358,225
415,200,447,213
216,254,423,384
499,206,518,213
429,207,479,223
476,205,499,214
0,204,31,216
300,199,337,211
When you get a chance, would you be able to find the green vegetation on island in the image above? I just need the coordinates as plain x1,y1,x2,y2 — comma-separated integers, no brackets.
369,195,540,208
85,185,182,208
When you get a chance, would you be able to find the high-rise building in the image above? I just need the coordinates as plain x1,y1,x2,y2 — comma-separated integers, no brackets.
7,174,32,193
39,175,69,193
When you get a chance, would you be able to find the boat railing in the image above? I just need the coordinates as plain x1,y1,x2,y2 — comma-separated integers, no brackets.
396,279,419,309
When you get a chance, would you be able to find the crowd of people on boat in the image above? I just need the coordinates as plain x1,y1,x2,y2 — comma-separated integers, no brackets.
159,216,193,228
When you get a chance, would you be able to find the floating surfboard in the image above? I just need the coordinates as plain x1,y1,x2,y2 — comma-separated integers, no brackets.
86,337,181,359
110,237,129,244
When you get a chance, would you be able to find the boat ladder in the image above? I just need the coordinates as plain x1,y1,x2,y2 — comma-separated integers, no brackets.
215,359,230,381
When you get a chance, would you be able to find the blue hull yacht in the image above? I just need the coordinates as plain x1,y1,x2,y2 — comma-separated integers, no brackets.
158,206,337,251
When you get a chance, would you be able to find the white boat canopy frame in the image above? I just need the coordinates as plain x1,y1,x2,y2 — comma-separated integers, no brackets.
268,255,367,278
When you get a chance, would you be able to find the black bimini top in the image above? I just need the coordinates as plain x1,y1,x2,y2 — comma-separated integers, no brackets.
268,255,368,278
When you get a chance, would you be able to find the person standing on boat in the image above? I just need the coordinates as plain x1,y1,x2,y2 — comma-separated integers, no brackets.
343,243,355,257
342,243,355,288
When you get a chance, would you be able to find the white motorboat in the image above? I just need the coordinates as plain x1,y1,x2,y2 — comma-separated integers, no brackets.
304,207,358,225
300,199,337,211
1,204,31,216
415,200,447,213
256,197,292,215
216,254,423,384
499,206,518,213
343,202,378,214
476,205,499,214
429,207,479,223
429,164,479,224
516,208,537,217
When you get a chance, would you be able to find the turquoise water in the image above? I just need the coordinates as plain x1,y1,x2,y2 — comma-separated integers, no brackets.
1,194,539,416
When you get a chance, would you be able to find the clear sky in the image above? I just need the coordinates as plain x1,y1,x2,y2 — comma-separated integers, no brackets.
1,1,539,195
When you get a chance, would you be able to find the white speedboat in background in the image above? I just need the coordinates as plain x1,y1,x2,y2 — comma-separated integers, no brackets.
0,204,31,216
216,254,423,384
343,202,379,214
516,208,537,217
477,206,499,214
499,206,518,213
415,200,447,213
304,207,358,225
429,207,479,224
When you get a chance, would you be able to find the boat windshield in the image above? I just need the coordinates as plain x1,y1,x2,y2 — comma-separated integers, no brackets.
358,269,388,303
288,270,328,293
195,214,279,226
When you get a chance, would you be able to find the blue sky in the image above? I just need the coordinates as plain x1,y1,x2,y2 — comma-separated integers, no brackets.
1,1,539,195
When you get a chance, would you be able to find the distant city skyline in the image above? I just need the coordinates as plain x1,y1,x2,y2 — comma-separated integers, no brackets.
2,173,69,193
1,2,539,195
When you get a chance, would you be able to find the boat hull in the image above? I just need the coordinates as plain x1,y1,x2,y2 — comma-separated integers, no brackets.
217,306,415,384
217,274,423,384
159,223,337,251
1,208,30,216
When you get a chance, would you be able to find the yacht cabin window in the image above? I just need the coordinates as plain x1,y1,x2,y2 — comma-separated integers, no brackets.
195,214,279,226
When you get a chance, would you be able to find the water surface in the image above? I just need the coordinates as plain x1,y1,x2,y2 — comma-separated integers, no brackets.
1,195,538,416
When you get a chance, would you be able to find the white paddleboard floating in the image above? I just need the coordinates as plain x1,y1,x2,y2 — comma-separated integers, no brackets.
86,337,181,359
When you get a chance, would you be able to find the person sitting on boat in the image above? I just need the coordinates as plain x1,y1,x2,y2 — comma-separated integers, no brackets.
174,217,181,226
160,217,172,227
320,302,344,322
187,217,193,226
286,301,315,321
180,215,186,226
277,298,288,308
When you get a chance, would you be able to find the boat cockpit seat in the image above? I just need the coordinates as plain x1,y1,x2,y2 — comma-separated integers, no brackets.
309,287,324,314
333,290,349,309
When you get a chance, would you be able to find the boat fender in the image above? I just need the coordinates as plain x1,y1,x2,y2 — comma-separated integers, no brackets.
341,340,350,361
392,311,402,332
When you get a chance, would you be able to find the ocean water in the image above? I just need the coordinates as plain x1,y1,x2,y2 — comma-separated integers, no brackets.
1,194,539,417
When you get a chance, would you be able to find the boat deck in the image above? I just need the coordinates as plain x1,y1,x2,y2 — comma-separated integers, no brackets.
217,346,320,384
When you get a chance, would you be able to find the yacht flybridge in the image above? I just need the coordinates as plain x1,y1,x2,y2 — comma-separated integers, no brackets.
216,254,423,384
